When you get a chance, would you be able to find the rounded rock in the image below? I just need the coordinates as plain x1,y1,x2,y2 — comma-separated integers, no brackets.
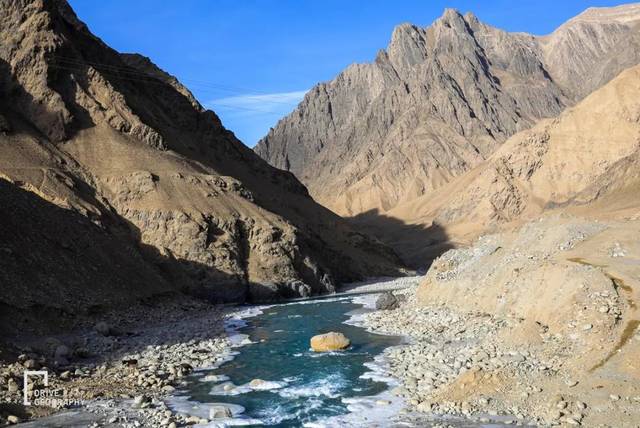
310,332,350,352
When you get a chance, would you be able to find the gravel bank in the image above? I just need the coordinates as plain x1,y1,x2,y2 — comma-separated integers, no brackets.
359,216,640,428
337,275,423,295
0,297,259,427
362,285,550,426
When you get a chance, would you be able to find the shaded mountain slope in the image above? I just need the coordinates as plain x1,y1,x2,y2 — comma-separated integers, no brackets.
0,0,405,334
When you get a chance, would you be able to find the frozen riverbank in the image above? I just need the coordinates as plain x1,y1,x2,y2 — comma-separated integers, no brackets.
168,294,405,427
4,283,411,427
0,298,256,427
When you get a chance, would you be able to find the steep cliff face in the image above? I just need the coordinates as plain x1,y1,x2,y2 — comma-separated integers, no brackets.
0,0,405,333
434,64,640,224
255,5,640,217
377,64,640,266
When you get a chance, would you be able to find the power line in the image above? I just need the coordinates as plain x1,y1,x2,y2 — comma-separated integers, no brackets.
47,62,296,115
50,55,306,108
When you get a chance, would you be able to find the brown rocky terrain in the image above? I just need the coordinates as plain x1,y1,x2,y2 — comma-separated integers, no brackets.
255,4,640,221
365,212,640,426
375,63,640,266
0,0,405,336
357,63,640,427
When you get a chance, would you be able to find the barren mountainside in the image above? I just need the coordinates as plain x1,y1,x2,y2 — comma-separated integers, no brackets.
255,4,640,217
374,64,640,266
0,0,404,334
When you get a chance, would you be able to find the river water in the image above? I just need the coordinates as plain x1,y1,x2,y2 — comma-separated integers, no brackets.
169,295,406,427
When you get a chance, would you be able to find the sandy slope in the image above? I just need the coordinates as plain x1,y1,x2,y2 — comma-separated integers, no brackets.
362,64,640,268
417,213,640,426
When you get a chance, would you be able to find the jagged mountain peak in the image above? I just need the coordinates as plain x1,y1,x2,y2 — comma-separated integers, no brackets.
255,5,640,220
387,23,428,71
440,8,464,21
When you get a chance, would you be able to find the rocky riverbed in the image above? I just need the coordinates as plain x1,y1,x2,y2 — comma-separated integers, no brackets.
0,278,415,427
3,234,638,428
0,296,242,427
361,218,640,427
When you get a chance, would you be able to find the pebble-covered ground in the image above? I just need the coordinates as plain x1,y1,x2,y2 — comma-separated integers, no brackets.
360,216,640,428
364,286,562,426
0,296,240,427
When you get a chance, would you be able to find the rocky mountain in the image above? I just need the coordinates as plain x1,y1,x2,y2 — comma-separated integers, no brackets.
376,64,640,266
406,66,640,422
255,4,640,218
0,0,405,334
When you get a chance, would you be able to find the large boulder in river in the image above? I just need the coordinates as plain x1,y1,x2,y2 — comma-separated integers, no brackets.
375,292,398,310
310,332,350,352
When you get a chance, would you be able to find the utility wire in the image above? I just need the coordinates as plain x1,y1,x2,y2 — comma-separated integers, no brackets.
50,55,306,109
48,62,295,115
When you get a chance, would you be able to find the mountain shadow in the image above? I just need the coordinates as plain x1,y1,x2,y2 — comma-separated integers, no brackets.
348,209,455,272
0,178,298,338
0,0,407,321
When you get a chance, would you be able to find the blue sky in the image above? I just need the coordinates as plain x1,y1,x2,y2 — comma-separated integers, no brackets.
68,0,634,146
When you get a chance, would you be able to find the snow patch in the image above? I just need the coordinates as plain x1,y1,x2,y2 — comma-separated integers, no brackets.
210,380,289,396
167,396,262,426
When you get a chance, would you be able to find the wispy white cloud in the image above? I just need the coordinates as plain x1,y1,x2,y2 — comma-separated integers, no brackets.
206,90,308,114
